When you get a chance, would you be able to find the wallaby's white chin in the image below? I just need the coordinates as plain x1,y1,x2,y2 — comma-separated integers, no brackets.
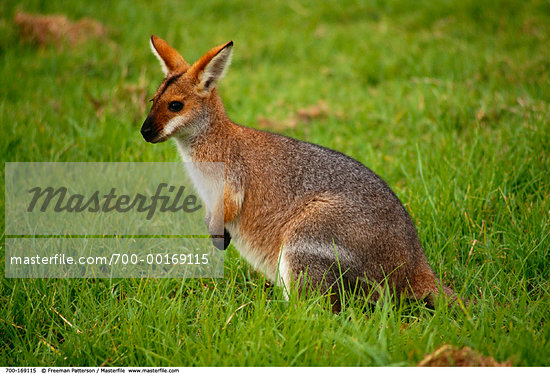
148,134,170,143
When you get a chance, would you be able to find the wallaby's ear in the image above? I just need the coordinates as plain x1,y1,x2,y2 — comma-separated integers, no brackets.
150,35,190,76
189,41,233,93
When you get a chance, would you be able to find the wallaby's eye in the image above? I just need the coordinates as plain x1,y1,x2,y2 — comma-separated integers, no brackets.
168,101,184,112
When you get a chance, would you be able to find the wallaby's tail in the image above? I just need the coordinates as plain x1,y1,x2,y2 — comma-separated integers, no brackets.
428,275,475,308
434,271,476,307
409,260,470,308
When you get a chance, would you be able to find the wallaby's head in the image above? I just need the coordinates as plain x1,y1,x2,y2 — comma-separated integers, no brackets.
141,35,233,143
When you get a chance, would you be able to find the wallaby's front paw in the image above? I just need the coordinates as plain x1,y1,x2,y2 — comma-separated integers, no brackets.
224,228,231,249
212,229,231,251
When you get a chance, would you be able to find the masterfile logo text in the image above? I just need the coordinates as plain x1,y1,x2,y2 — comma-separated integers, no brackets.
5,162,224,278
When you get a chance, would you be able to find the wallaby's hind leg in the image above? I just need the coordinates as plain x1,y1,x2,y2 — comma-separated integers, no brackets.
278,241,373,313
276,194,454,311
278,243,340,312
279,241,455,311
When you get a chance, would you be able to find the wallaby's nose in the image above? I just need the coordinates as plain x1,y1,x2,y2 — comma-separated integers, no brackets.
141,116,157,142
141,125,152,136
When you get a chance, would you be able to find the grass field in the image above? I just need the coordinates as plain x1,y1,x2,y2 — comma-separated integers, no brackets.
1,0,549,366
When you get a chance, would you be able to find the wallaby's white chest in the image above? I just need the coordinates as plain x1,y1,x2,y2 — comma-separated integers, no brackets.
175,137,278,281
175,139,223,214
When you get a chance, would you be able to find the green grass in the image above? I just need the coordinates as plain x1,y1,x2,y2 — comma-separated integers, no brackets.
1,0,549,366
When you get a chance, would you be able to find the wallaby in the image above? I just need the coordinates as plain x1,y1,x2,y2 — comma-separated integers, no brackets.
141,36,455,311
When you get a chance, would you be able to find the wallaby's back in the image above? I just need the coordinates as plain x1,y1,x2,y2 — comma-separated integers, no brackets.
216,125,447,306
